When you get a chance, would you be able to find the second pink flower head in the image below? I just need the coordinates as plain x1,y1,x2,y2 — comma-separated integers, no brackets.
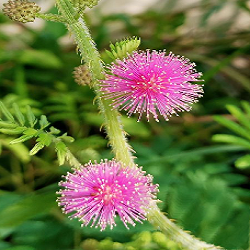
57,160,158,230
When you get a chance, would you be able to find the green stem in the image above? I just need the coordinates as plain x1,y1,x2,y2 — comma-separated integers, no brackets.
56,0,134,168
55,1,222,249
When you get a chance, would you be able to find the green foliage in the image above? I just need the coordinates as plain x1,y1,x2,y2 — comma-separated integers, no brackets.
0,0,250,249
105,37,141,60
166,172,249,249
45,92,83,123
0,49,62,69
0,101,77,167
0,189,56,230
235,154,250,169
16,50,63,69
213,101,250,170
131,134,250,250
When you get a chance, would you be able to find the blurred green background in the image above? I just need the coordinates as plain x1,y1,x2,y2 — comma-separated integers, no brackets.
0,0,250,249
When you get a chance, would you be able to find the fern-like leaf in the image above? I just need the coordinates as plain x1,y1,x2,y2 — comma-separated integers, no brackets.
0,101,80,167
226,104,250,132
0,101,15,122
213,101,250,169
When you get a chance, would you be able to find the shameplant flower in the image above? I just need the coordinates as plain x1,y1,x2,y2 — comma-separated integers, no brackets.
3,0,41,23
57,159,158,230
101,50,203,121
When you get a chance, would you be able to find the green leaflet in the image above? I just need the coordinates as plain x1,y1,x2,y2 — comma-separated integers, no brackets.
55,141,68,165
226,104,250,132
235,154,250,169
212,134,250,150
241,101,250,116
39,115,50,130
0,127,26,135
29,142,45,156
0,102,15,123
26,106,37,128
10,128,38,144
213,101,250,170
213,115,250,141
12,103,25,126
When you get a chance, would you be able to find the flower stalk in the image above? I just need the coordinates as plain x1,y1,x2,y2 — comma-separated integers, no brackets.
55,0,221,249
147,203,221,250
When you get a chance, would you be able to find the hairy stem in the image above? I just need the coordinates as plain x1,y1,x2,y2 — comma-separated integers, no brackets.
56,0,134,168
147,203,221,250
55,0,222,249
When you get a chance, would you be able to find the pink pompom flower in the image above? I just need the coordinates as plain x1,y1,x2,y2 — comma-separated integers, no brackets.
57,160,158,230
101,50,203,121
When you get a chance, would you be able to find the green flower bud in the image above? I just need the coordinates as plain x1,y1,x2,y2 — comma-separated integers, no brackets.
3,0,41,23
73,65,92,86
133,231,152,246
113,242,125,250
152,231,183,250
81,239,99,250
71,0,99,10
98,238,114,250
152,231,168,247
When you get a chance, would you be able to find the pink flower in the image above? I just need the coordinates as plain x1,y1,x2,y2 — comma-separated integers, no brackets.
57,160,158,230
101,50,203,121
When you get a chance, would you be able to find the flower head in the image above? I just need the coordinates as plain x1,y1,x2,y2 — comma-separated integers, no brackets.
73,65,92,86
3,0,41,23
57,160,158,230
101,50,203,121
